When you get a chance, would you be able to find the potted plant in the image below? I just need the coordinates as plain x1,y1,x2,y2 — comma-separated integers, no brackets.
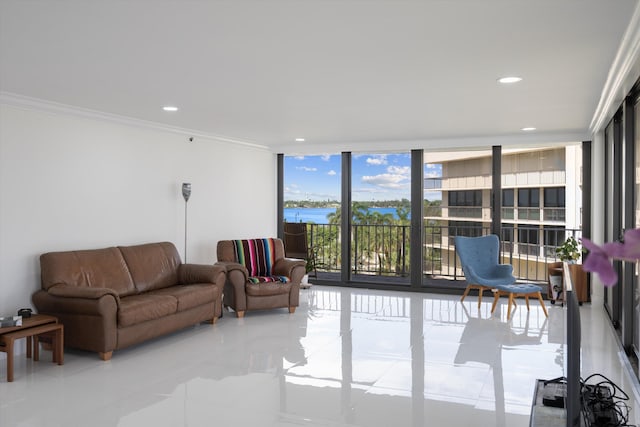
556,236,581,263
549,236,587,304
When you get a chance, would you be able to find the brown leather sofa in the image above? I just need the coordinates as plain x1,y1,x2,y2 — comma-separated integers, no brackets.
216,238,305,318
33,242,225,361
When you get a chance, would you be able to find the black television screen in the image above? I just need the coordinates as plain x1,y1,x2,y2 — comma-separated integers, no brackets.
564,262,581,427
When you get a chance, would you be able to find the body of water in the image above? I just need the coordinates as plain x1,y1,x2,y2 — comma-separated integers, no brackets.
284,207,404,223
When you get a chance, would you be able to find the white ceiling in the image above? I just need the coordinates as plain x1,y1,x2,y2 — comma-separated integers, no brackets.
1,0,639,153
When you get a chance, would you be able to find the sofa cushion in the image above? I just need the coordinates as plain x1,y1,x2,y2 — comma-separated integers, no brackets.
119,242,181,293
245,281,292,297
118,293,177,327
152,284,220,312
233,238,278,277
40,247,137,297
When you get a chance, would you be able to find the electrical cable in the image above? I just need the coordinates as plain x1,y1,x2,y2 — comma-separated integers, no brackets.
581,373,635,427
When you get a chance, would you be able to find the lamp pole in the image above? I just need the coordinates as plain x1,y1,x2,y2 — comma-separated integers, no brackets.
182,183,191,262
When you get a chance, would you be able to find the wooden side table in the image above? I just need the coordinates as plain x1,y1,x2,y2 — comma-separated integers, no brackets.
0,314,64,382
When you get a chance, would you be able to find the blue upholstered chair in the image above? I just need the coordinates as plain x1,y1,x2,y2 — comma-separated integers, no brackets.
455,234,516,308
455,234,548,319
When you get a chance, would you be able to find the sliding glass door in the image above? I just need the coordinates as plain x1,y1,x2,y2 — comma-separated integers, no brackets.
283,154,342,277
350,152,411,284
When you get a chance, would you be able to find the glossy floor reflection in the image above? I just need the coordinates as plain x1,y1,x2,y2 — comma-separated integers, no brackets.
1,286,639,426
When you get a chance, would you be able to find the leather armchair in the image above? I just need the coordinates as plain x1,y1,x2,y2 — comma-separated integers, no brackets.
216,238,305,318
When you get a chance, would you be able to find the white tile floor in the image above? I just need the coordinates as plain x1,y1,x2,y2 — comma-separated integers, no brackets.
1,286,639,427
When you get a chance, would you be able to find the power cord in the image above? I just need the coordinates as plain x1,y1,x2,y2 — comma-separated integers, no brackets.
581,373,635,427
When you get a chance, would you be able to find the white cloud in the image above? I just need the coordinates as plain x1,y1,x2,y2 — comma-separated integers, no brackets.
387,165,410,175
327,170,337,176
366,155,388,166
321,154,331,161
294,156,305,160
362,173,409,189
296,166,317,172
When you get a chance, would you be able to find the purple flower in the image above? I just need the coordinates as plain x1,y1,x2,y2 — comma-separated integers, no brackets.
582,238,618,286
581,229,640,287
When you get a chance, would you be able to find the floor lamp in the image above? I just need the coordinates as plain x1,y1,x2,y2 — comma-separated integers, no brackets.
182,183,191,262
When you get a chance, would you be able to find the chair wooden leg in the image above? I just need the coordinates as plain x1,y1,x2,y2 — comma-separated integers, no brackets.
525,295,531,311
537,292,549,317
477,287,483,309
289,307,296,314
491,291,500,314
236,311,245,318
99,351,112,361
460,286,471,303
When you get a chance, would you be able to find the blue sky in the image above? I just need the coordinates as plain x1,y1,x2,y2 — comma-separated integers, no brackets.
284,154,442,202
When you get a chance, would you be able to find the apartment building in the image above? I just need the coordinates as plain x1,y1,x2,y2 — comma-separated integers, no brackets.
426,146,582,281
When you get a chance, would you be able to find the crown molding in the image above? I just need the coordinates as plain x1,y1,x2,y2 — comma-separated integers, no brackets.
590,3,640,134
0,92,269,151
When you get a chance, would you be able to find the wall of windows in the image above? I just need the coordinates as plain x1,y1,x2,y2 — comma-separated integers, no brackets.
598,79,639,378
279,145,584,289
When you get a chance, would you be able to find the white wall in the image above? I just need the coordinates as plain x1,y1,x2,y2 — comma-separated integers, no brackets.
0,104,277,315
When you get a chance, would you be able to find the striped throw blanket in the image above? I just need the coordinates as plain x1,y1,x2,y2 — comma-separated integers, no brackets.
233,238,290,284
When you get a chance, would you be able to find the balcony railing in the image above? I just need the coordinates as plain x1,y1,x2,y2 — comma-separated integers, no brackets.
425,205,565,222
424,177,442,189
304,222,581,283
517,207,540,221
447,206,482,218
543,207,566,221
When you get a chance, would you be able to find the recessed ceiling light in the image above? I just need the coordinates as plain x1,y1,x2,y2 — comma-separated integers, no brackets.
521,127,536,131
162,106,179,112
295,138,305,142
498,76,522,84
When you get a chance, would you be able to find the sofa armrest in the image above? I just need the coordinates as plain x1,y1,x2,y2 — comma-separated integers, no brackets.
179,263,226,285
215,261,248,279
273,258,306,278
47,284,121,303
32,287,119,356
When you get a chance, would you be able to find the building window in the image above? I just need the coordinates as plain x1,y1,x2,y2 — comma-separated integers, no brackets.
543,187,565,221
502,189,514,219
449,221,484,239
448,190,482,218
501,223,514,253
517,188,540,220
518,226,539,256
543,225,565,258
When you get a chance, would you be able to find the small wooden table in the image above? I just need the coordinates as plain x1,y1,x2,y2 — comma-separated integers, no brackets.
0,314,64,382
